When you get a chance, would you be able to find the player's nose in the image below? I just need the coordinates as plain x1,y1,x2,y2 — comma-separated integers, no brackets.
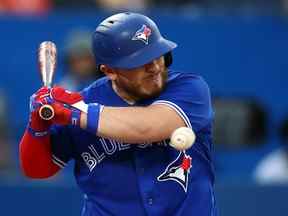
145,59,160,74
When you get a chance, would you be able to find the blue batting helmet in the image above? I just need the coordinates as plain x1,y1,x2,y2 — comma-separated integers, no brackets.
92,12,177,69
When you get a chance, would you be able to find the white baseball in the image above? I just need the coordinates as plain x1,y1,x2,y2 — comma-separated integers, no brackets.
169,127,196,151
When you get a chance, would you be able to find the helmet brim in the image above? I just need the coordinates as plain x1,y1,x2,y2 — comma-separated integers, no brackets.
107,38,177,69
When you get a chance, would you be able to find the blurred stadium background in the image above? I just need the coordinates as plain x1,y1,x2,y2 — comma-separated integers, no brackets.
1,0,288,215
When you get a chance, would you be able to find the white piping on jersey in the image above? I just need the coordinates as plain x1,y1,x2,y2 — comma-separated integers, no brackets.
52,154,67,169
152,100,192,129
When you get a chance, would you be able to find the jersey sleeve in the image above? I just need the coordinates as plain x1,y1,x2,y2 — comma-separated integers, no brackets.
50,126,74,168
153,74,214,132
80,85,90,101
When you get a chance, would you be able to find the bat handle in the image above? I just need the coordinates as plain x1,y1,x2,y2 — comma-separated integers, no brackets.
39,104,54,121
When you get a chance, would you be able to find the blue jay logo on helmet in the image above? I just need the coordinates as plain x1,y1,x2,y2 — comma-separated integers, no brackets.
132,24,152,45
157,151,192,193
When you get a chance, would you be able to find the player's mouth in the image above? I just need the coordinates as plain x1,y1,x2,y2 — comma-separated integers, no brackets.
145,73,161,82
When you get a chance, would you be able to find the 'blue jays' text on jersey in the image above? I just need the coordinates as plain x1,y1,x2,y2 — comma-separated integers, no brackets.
50,70,217,216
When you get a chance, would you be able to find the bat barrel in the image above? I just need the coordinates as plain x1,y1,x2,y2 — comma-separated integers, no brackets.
38,41,57,88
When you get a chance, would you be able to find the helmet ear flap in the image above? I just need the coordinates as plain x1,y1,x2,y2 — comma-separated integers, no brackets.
164,52,173,67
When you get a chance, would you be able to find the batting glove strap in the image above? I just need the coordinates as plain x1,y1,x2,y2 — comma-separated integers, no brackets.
27,126,50,137
86,103,103,135
71,108,81,126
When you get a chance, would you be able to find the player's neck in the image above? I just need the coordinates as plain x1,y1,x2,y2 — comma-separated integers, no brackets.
111,81,136,105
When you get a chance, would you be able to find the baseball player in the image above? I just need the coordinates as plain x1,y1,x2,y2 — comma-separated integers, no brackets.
20,12,217,216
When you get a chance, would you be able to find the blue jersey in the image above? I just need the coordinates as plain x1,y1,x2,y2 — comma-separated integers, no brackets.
51,70,217,216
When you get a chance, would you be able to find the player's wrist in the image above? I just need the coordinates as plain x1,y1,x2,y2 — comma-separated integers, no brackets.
28,113,51,137
69,107,81,126
27,125,50,137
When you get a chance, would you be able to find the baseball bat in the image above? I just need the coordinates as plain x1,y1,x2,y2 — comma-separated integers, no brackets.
38,41,57,121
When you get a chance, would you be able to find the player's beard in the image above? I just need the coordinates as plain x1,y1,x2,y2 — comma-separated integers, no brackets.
115,68,168,102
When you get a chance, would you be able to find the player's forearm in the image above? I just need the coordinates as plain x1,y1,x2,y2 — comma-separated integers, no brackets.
19,129,60,178
81,107,155,143
101,106,162,143
80,105,186,143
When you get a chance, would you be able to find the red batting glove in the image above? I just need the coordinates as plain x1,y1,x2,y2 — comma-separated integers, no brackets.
50,86,103,135
51,86,83,105
48,86,83,127
28,87,52,136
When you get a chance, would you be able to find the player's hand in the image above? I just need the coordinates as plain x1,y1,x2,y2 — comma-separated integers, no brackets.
48,86,83,126
28,87,52,136
50,86,83,105
49,86,103,134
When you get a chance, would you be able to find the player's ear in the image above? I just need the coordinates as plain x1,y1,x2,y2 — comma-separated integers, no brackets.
100,65,117,81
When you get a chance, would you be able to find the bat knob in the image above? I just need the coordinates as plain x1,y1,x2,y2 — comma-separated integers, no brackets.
39,104,54,121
